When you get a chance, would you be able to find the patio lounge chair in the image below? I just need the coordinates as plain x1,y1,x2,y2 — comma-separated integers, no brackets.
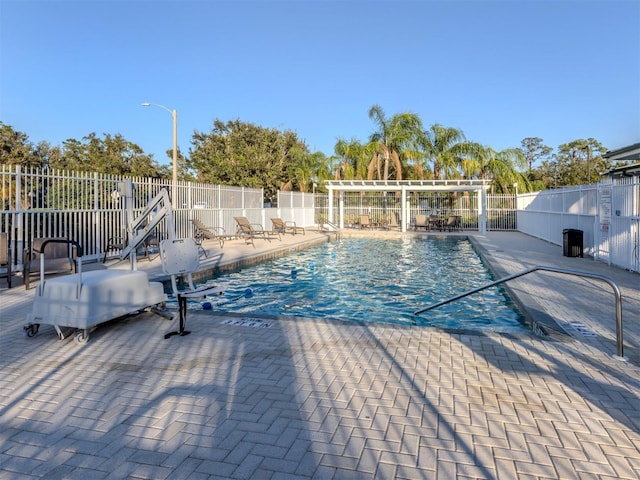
234,216,280,247
0,232,12,288
271,218,305,236
23,238,79,290
414,214,429,231
192,219,225,254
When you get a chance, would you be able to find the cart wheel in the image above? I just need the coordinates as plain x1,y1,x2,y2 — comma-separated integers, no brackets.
74,331,89,345
24,324,40,337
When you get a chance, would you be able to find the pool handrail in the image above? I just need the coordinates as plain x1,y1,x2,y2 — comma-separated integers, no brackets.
413,265,625,359
319,221,341,239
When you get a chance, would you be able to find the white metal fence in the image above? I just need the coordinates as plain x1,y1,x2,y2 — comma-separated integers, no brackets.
1,164,637,272
0,165,275,265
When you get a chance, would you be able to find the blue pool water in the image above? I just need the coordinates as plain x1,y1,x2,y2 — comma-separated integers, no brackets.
175,237,528,332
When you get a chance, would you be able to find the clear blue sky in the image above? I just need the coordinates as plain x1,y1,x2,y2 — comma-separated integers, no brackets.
1,0,638,169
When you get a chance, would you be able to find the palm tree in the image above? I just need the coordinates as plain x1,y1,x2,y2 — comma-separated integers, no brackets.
367,105,424,181
461,145,530,193
420,124,474,180
282,151,328,193
332,138,373,180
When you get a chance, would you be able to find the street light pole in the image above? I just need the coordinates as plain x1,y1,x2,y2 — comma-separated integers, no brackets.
586,145,591,184
580,143,591,184
141,102,178,204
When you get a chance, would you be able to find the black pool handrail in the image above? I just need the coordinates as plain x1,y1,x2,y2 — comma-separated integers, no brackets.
413,265,625,359
38,238,84,258
35,238,84,298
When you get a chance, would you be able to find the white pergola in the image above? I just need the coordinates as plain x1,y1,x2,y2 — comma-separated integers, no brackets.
325,179,492,234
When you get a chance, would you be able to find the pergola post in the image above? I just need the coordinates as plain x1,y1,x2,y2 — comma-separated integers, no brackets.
327,185,334,226
478,187,487,234
401,186,408,233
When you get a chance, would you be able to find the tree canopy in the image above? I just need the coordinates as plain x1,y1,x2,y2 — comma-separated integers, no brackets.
531,138,609,188
188,119,322,203
0,122,169,177
1,110,621,195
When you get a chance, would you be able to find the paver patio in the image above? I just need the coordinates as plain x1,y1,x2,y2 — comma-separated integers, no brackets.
1,231,638,479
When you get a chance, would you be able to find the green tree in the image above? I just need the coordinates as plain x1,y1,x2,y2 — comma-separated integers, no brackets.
0,122,44,167
421,124,474,180
519,137,553,174
331,138,374,180
550,139,609,186
367,105,425,181
188,120,314,203
52,133,168,177
283,150,328,193
534,159,554,189
461,145,530,193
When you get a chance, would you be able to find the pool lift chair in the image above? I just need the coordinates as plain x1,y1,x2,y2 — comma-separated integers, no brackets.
24,182,175,344
159,237,224,339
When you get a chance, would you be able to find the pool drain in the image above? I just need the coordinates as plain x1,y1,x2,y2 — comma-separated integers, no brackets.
222,318,272,328
565,320,597,337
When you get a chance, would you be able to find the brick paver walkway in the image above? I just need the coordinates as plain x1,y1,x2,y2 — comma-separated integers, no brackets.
1,231,638,479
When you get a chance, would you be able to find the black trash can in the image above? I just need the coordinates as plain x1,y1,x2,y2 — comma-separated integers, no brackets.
563,229,583,257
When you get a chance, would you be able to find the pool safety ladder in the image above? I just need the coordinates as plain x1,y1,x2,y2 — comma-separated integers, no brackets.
319,221,341,239
413,265,625,360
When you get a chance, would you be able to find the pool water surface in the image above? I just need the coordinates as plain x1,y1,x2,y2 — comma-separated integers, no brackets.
173,237,528,333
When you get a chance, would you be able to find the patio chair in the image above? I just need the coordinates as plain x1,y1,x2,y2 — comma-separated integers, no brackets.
271,218,305,236
103,214,163,263
428,215,443,231
359,214,372,229
192,219,225,255
103,232,160,263
0,232,13,288
234,216,280,247
443,215,462,232
23,238,79,290
414,214,429,231
386,212,401,231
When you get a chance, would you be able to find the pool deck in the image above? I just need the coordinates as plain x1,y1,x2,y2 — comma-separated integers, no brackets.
1,230,639,479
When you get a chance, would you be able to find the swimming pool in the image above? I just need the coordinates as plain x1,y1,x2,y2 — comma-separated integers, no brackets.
174,237,528,332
